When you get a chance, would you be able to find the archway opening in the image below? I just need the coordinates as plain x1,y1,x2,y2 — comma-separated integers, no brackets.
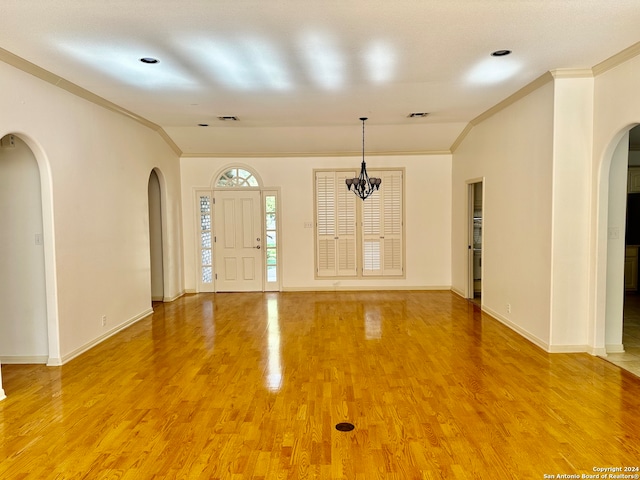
148,169,164,303
0,134,48,364
602,125,640,375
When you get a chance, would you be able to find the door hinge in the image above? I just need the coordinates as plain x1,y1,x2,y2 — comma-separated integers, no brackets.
215,273,218,280
213,198,216,204
214,236,217,243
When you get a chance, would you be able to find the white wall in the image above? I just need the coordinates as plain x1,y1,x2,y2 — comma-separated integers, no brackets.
548,75,594,350
452,81,555,348
0,135,48,362
180,154,452,291
0,60,183,364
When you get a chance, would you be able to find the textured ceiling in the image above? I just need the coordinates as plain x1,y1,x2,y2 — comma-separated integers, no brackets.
1,0,639,156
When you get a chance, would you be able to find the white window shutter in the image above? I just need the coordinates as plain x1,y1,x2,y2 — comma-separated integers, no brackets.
361,170,403,276
336,172,357,275
316,172,337,276
382,171,403,275
362,189,382,276
316,171,356,277
316,169,402,278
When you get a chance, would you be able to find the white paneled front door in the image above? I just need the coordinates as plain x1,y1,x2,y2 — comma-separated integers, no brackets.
214,190,263,292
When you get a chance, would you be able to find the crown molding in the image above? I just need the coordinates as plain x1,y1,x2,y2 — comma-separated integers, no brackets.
471,72,554,127
592,41,640,76
449,123,474,154
0,46,182,157
180,149,452,159
450,72,554,153
550,68,594,79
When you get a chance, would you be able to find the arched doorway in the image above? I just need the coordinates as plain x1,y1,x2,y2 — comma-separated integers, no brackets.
598,125,640,374
148,169,165,302
0,134,48,364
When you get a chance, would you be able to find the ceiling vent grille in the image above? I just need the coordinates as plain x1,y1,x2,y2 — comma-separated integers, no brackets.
408,112,429,118
217,115,239,121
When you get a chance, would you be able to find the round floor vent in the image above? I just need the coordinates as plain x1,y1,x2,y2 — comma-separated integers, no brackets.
335,422,355,432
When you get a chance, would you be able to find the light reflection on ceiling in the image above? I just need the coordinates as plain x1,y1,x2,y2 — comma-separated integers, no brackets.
59,33,400,92
59,42,199,90
466,56,522,85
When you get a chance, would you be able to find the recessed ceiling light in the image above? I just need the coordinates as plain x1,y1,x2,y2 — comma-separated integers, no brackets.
491,50,512,57
198,123,209,127
408,112,429,118
217,116,239,121
139,57,159,64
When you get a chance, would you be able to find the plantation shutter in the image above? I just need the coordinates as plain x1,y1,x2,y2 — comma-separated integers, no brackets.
362,170,403,276
362,189,382,275
335,172,357,275
381,171,403,275
316,171,356,277
316,172,336,276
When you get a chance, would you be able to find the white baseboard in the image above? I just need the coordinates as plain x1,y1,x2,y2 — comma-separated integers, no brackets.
282,285,451,292
0,355,48,364
591,346,609,357
451,287,466,298
163,291,186,302
184,289,197,294
47,357,63,366
151,295,164,302
547,344,590,353
605,344,625,354
481,305,550,352
60,308,153,365
482,306,597,354
0,388,5,401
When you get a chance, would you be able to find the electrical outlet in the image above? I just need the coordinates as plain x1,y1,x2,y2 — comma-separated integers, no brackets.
506,304,511,314
101,315,107,327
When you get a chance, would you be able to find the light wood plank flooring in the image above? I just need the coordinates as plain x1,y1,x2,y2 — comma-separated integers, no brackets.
1,291,640,479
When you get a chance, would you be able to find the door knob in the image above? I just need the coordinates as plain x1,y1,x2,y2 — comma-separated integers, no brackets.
254,245,261,249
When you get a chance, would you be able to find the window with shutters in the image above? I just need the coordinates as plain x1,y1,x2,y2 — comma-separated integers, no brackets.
315,169,404,278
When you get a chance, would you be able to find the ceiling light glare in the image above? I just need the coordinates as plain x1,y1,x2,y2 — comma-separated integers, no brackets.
364,41,396,85
58,42,196,90
466,56,521,85
300,32,345,90
191,40,257,90
242,37,292,91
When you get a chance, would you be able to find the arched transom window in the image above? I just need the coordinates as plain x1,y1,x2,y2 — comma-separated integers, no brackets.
216,168,259,187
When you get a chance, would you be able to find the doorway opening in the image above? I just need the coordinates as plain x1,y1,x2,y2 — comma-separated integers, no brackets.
148,169,164,303
607,125,640,376
0,134,48,364
467,180,483,305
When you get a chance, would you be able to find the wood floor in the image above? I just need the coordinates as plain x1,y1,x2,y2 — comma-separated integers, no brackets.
2,291,640,479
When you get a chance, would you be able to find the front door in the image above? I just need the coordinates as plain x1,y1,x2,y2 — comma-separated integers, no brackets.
215,190,263,292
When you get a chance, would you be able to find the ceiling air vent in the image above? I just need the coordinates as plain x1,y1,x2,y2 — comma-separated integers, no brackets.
408,112,429,118
217,116,239,121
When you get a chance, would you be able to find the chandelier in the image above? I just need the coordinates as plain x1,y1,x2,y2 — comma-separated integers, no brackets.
345,117,381,200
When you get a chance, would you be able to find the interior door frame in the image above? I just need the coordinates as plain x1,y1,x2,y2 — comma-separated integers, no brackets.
466,178,484,300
